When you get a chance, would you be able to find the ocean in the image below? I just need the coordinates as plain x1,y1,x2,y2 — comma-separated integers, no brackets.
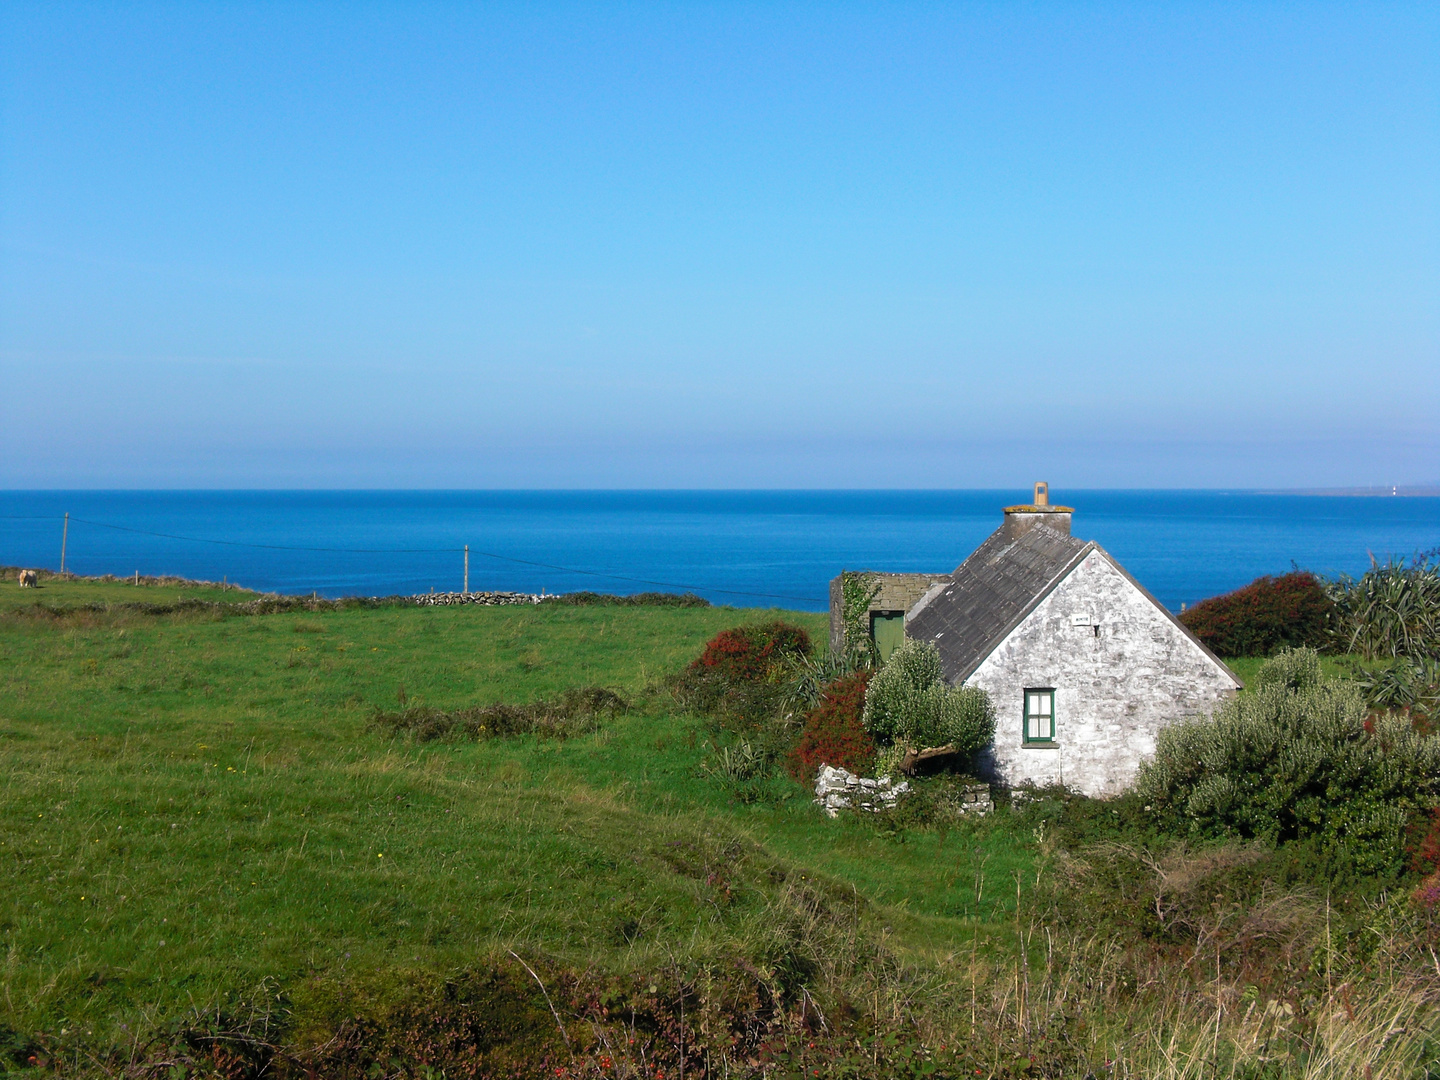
2,490,1437,612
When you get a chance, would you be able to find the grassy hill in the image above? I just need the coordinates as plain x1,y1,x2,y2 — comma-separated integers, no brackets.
1,576,1435,1077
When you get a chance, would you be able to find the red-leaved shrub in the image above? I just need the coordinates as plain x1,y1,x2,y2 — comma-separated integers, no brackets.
787,671,876,781
1179,571,1334,657
689,621,812,683
1413,871,1440,912
673,621,812,727
1409,807,1440,876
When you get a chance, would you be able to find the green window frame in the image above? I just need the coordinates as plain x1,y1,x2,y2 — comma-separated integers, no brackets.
1023,688,1055,745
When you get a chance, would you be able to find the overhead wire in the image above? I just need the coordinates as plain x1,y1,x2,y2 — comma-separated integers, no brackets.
1,512,825,603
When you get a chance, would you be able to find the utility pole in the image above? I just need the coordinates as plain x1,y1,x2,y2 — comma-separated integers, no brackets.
60,513,69,575
464,545,469,594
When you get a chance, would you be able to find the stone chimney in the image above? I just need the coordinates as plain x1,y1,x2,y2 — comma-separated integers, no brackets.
1001,482,1073,540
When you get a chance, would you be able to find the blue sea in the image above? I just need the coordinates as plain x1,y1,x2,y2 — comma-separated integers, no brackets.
1,491,1438,612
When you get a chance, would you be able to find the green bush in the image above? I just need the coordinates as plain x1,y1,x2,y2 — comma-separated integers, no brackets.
1136,648,1440,879
1250,644,1324,691
861,640,995,765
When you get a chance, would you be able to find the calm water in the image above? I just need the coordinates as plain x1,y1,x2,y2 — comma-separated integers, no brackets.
2,490,1438,612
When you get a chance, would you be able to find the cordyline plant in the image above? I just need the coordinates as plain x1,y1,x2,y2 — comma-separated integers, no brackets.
1326,552,1440,661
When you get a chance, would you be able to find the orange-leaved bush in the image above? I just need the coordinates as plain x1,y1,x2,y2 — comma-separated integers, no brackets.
787,671,876,781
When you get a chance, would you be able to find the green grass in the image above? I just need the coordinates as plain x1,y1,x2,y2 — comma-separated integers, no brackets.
0,573,254,611
1224,651,1368,687
8,581,1433,1078
0,583,1037,1054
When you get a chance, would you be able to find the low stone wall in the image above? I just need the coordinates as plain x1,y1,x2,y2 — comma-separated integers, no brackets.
944,783,993,817
411,591,543,606
813,765,910,818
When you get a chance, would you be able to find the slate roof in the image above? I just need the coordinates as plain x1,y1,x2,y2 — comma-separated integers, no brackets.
906,524,1092,683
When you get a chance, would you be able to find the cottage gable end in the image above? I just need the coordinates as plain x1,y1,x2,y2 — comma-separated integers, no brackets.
966,548,1242,795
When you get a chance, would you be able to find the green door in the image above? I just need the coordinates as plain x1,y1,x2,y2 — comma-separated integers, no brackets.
871,612,906,662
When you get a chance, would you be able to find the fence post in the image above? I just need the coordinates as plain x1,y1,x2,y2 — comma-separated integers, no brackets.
60,513,69,575
464,545,469,594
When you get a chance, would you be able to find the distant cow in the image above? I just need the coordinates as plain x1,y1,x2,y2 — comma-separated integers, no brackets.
18,569,37,587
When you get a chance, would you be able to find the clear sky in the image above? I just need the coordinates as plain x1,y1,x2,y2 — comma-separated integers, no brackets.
1,2,1436,489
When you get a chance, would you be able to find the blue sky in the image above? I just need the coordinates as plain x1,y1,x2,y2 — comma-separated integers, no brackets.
1,2,1436,489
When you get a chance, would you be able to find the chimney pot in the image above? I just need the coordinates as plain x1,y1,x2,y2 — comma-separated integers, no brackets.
1000,483,1074,540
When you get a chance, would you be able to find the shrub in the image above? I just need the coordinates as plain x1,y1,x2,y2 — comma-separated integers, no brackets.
1327,554,1440,660
1355,659,1440,733
787,671,875,780
690,621,811,683
672,621,813,727
861,640,995,766
371,686,627,741
1136,648,1440,879
1179,571,1334,657
1250,644,1323,692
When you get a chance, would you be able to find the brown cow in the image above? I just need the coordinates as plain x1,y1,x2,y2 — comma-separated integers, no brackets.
18,569,38,587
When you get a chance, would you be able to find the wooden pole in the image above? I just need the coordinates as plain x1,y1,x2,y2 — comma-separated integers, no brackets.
60,513,69,575
464,545,469,594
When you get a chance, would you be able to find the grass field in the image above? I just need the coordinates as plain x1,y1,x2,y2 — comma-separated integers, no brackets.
0,578,1049,1074
2,576,1435,1078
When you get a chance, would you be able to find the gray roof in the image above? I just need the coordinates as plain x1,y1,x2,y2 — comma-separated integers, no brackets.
906,524,1091,683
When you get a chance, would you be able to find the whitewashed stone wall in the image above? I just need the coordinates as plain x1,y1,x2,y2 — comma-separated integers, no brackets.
963,549,1240,797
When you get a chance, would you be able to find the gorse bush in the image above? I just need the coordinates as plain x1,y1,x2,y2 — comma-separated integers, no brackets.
861,640,995,767
1327,553,1440,660
1178,571,1334,657
1136,648,1440,879
786,670,876,780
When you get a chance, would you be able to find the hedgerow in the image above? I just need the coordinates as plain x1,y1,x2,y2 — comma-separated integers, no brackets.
1178,570,1334,657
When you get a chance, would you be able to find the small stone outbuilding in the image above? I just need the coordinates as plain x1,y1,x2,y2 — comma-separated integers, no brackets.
830,484,1241,796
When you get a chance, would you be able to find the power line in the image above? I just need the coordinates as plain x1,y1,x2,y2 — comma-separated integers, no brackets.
3,512,824,603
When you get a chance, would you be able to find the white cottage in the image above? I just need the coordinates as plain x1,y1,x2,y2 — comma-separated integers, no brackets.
830,484,1241,796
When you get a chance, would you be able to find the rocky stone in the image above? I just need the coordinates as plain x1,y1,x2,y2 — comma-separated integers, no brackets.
941,782,992,817
813,765,910,818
